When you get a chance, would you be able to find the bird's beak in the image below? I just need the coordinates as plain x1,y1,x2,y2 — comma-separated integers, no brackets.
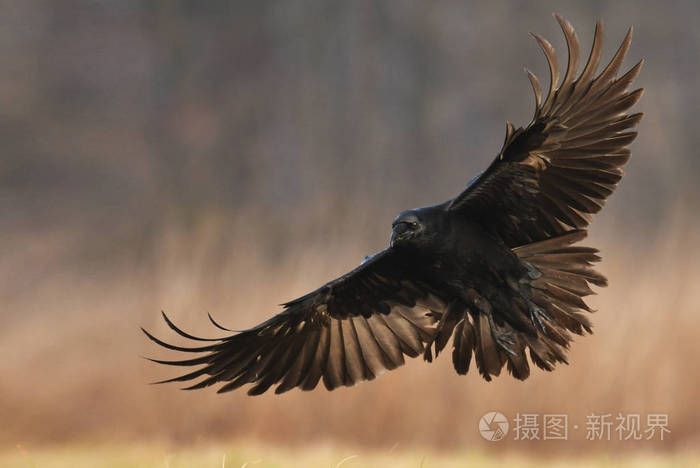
390,231,406,247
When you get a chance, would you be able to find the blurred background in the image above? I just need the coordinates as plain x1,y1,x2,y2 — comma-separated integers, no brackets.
1,0,699,462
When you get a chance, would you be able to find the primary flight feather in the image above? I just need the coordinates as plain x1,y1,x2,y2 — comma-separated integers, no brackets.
143,15,643,395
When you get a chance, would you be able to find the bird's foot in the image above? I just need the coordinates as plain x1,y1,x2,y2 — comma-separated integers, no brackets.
528,301,550,334
486,313,518,356
494,332,518,357
522,261,542,280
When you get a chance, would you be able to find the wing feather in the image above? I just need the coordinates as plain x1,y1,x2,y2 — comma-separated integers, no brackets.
143,248,446,394
448,16,643,247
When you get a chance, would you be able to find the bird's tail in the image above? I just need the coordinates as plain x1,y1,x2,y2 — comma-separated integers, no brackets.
442,230,607,381
511,229,606,373
513,228,607,335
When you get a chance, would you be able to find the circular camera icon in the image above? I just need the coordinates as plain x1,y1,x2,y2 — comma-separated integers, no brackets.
479,411,509,442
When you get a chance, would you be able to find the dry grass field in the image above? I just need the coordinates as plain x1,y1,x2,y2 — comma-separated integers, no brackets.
2,442,699,468
2,211,699,456
2,1,699,465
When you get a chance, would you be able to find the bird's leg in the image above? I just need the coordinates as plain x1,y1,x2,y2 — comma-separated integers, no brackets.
463,288,517,357
486,313,518,357
518,275,551,335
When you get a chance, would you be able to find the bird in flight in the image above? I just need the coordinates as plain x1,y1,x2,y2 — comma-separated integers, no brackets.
144,15,643,395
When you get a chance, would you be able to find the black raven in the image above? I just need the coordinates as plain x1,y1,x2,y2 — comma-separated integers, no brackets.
143,16,643,395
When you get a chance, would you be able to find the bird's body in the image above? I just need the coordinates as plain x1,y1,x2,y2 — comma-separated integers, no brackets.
392,204,527,313
144,15,643,395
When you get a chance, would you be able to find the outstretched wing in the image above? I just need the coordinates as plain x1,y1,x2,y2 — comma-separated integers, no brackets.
143,249,446,395
449,15,643,247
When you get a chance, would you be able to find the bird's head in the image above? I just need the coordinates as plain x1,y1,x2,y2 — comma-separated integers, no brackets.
390,210,425,247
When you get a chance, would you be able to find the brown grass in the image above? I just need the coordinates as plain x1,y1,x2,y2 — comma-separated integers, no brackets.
2,441,698,468
1,208,699,455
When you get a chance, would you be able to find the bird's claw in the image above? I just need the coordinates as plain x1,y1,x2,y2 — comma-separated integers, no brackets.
485,312,518,356
494,332,518,356
529,302,550,334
